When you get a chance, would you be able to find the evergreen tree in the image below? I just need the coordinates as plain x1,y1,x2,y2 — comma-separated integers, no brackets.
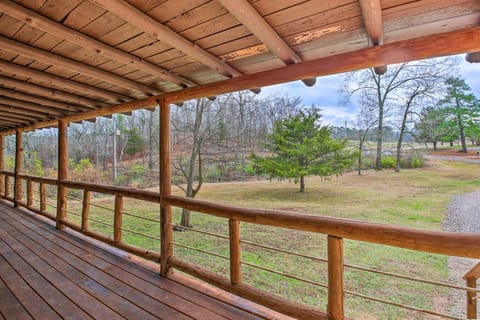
250,108,355,193
415,107,454,150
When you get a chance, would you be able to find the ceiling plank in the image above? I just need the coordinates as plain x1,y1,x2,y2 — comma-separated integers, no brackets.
92,0,241,78
0,0,196,89
0,60,130,102
0,96,65,116
0,35,160,97
0,103,50,118
0,87,86,112
358,0,387,75
0,111,33,124
216,0,315,87
0,75,102,109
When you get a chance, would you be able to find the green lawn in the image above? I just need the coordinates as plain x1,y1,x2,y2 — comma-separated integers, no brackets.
64,159,480,319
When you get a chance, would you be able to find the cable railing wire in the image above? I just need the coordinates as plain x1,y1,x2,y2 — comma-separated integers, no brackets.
121,227,160,241
123,211,160,223
171,223,229,240
173,242,229,261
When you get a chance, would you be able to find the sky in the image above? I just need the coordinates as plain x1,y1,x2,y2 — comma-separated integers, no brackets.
258,54,480,126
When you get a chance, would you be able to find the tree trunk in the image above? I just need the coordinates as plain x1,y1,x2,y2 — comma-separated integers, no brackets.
433,141,437,150
450,140,454,147
300,176,305,193
459,125,467,153
375,101,384,170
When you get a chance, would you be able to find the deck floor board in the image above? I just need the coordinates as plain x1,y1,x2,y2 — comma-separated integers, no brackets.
0,203,279,320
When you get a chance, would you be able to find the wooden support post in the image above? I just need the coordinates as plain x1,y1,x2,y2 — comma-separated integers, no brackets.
229,219,242,285
26,179,33,207
40,183,46,212
4,176,9,199
114,195,123,243
81,190,91,231
467,277,477,319
328,235,344,320
159,98,173,277
0,135,4,196
56,120,68,229
14,129,23,206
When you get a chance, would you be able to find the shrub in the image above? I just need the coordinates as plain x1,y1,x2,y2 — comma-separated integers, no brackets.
411,154,424,168
381,156,396,169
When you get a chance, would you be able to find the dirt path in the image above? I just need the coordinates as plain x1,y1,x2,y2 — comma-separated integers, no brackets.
426,154,480,164
443,190,480,318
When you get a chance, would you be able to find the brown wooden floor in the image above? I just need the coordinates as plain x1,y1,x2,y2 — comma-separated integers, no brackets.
0,203,287,320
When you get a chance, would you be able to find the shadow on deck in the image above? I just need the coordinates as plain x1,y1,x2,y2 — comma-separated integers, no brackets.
0,202,290,320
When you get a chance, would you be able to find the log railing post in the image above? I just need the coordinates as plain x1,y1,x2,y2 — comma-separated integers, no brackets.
56,120,68,229
466,277,477,319
0,135,4,197
40,183,46,212
229,219,242,284
328,235,344,320
5,176,11,199
81,190,91,231
14,129,23,207
27,179,33,207
114,195,123,244
159,98,173,276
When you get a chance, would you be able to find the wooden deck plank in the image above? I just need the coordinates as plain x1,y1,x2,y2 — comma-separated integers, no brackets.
0,218,161,320
4,207,268,320
0,235,93,320
0,210,201,320
0,276,32,320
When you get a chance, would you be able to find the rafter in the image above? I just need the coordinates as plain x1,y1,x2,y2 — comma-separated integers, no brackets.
0,0,195,89
0,103,49,118
92,0,241,79
358,0,386,75
0,75,103,109
0,60,130,102
0,87,86,112
0,111,32,124
0,36,160,97
0,96,64,116
217,0,315,87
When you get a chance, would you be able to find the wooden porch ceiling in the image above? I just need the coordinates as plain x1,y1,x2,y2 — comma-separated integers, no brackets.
0,0,479,132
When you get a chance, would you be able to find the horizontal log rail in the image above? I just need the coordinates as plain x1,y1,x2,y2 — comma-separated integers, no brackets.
164,194,480,259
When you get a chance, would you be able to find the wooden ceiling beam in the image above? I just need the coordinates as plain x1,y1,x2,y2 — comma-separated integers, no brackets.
0,87,87,112
0,0,195,89
92,0,241,79
0,75,104,109
358,0,386,75
0,60,130,102
0,111,33,124
0,96,65,116
217,0,315,87
0,103,49,118
3,26,480,135
0,36,160,97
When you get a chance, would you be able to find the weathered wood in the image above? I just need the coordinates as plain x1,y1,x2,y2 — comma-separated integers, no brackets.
114,195,123,243
164,194,480,258
0,35,159,96
18,174,58,185
169,256,328,320
0,96,63,116
14,129,23,207
466,278,477,319
159,98,173,276
465,263,480,280
229,219,242,285
26,180,33,207
0,60,128,102
0,75,102,109
81,190,91,231
4,176,10,199
0,136,4,197
40,183,47,213
0,0,194,88
62,180,159,203
327,236,344,320
93,0,241,78
56,120,68,229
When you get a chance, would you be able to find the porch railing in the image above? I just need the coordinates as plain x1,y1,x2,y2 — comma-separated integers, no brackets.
1,170,479,320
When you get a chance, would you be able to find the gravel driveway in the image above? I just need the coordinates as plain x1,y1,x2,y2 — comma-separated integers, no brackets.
443,190,480,318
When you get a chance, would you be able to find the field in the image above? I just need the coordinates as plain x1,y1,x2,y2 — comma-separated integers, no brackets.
63,158,480,319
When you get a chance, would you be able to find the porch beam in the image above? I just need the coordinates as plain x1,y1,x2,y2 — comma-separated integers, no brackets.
0,35,160,96
0,75,103,109
0,0,194,88
93,0,241,78
0,60,130,102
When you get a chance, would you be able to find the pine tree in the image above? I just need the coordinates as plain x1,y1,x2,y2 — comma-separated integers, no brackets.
250,108,355,192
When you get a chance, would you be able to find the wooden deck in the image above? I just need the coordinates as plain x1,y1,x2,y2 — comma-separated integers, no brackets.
0,202,287,320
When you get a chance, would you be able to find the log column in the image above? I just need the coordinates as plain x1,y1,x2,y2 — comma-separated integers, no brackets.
56,120,68,229
0,135,4,197
159,98,173,276
466,277,477,319
328,235,344,320
14,129,23,207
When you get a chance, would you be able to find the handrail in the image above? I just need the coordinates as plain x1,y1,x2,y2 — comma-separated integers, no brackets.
18,173,57,185
465,263,480,319
0,170,15,177
164,194,480,259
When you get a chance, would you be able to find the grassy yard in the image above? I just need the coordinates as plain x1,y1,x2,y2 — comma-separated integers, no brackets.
63,159,480,319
